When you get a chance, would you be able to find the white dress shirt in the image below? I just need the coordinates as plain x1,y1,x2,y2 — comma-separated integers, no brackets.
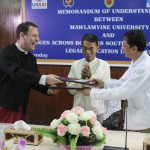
90,52,150,130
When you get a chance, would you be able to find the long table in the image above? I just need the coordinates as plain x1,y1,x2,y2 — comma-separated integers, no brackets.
0,123,150,150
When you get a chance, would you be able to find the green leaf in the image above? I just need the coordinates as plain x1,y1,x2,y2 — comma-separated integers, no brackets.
62,119,69,126
56,136,67,145
70,135,79,150
32,127,68,145
32,127,56,138
94,136,106,146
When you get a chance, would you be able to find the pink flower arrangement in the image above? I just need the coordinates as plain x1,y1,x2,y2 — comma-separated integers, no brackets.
33,106,107,150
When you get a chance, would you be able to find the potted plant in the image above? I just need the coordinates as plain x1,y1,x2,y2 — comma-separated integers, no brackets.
32,106,107,150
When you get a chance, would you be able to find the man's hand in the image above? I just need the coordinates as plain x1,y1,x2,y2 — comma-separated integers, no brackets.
46,74,63,85
48,85,60,95
82,88,91,96
81,64,91,79
93,79,104,88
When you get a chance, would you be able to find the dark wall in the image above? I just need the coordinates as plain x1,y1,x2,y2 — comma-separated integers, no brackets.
0,0,128,126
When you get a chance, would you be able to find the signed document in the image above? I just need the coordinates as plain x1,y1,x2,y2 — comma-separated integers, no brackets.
57,77,97,86
48,86,90,90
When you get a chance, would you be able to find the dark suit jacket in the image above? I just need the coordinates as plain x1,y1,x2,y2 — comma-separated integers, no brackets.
0,44,50,113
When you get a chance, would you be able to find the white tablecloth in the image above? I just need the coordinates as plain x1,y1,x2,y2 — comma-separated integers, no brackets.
1,124,150,150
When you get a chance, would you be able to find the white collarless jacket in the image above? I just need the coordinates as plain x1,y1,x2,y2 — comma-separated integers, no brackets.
91,52,150,130
67,58,110,115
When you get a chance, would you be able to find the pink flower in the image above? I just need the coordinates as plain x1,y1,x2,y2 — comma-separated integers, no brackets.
57,124,68,136
71,106,84,115
60,110,71,119
90,116,97,125
103,127,108,135
81,126,90,137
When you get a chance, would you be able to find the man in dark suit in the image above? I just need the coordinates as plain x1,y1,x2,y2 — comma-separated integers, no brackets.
0,21,63,123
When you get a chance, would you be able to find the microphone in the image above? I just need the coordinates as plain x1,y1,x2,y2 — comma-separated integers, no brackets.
103,100,129,150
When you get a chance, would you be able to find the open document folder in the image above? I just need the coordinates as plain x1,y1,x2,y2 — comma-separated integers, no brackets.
48,77,97,90
48,86,90,90
57,77,97,86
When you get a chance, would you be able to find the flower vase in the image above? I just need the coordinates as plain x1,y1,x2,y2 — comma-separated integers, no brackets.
63,145,93,150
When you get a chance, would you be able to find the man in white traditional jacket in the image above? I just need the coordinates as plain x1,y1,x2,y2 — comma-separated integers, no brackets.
82,30,150,132
67,33,111,123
